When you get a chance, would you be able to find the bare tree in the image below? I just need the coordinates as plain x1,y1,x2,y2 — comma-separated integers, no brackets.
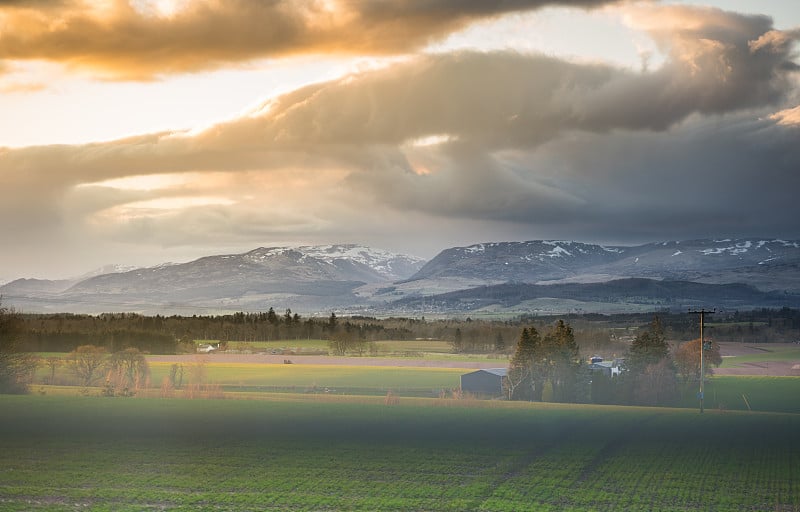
633,359,679,406
328,331,354,356
169,363,184,388
45,357,61,385
503,362,531,400
67,345,108,387
108,348,150,395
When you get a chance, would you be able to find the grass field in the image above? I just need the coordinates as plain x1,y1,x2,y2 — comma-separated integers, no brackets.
0,395,797,511
212,339,459,355
148,362,464,396
35,351,800,411
720,345,800,367
676,376,800,414
223,339,505,362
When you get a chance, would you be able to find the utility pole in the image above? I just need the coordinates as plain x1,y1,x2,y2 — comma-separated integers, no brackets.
689,309,714,413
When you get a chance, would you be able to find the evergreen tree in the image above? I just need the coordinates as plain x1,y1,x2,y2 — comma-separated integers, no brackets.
543,320,580,402
506,326,541,400
625,316,669,375
622,316,678,406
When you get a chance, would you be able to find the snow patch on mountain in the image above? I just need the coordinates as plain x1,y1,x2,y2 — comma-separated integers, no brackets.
240,244,425,280
546,246,572,258
463,244,486,254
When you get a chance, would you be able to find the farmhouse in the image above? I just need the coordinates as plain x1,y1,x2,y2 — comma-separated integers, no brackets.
460,368,507,397
588,357,622,377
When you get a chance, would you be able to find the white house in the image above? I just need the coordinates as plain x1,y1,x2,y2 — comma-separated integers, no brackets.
588,357,622,377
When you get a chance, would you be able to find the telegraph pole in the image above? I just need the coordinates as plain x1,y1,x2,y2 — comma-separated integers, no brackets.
689,309,714,413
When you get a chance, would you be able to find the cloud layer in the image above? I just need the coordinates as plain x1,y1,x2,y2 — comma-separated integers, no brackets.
0,0,620,79
0,2,799,277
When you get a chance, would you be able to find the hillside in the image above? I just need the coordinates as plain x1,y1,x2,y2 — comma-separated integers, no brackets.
3,238,800,315
406,239,800,291
1,245,425,314
388,278,800,315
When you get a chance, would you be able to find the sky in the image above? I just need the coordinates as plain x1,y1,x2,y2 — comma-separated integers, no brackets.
0,0,798,281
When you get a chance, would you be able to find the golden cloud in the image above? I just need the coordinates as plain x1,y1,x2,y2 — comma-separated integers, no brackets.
0,0,620,80
0,3,798,266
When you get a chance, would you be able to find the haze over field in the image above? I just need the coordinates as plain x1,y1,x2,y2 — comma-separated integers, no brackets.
1,0,798,281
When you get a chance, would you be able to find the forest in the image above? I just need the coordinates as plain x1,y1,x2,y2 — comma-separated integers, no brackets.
9,305,800,355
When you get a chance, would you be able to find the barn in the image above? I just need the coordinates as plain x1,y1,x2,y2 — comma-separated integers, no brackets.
460,368,508,397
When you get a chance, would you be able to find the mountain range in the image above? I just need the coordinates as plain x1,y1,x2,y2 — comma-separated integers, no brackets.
3,239,800,315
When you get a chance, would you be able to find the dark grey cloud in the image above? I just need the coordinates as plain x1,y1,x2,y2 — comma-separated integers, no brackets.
0,3,799,277
487,113,800,241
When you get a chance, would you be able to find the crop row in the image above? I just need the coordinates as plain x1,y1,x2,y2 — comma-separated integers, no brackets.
0,396,798,511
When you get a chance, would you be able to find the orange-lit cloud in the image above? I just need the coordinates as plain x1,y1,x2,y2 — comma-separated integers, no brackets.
770,105,800,126
0,81,47,93
0,0,623,80
0,3,799,277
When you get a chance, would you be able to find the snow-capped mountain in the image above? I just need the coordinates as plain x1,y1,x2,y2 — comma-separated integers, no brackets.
74,264,141,280
242,245,425,282
0,245,425,314
406,240,627,283
406,239,800,290
3,239,800,315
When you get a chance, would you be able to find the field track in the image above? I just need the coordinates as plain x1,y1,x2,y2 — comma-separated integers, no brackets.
716,342,800,376
145,342,800,376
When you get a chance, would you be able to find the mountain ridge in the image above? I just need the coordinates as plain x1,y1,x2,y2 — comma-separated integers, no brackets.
1,244,426,314
3,238,800,315
406,238,800,291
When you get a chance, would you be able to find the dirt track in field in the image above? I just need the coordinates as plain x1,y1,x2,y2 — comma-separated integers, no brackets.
147,342,800,376
713,342,800,377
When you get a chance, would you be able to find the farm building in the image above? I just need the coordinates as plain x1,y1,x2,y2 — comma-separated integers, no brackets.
196,343,219,353
588,357,622,377
460,368,508,397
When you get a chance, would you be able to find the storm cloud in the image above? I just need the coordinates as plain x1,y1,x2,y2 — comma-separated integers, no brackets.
0,3,798,276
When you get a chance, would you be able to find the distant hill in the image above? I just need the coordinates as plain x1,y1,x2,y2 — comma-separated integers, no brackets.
1,245,425,314
406,239,800,292
3,238,800,315
389,278,800,315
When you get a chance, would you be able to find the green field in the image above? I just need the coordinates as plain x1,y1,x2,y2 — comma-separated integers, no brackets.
35,351,800,411
149,362,464,396
720,345,800,367
0,395,797,511
676,376,800,414
209,339,459,355
222,339,504,362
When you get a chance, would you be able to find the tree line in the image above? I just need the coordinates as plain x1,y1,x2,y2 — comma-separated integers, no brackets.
505,316,722,406
1,296,793,396
7,306,797,357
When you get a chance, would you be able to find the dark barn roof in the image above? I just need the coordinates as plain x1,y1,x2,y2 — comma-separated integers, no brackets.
460,368,507,397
